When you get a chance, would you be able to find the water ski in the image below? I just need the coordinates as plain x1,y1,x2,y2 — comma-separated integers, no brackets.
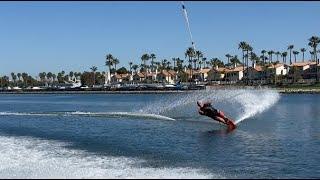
224,117,237,130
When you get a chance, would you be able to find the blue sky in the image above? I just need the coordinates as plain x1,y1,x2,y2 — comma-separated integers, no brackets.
0,1,319,76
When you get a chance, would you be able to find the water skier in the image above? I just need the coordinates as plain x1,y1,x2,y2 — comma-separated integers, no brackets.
197,100,236,130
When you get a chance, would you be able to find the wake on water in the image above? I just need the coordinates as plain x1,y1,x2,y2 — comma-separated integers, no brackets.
0,111,176,121
139,87,280,125
0,87,280,125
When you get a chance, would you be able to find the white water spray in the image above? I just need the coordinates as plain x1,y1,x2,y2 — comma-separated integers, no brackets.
140,87,280,125
232,89,280,124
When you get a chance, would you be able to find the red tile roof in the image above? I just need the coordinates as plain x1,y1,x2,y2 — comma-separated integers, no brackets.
291,61,316,67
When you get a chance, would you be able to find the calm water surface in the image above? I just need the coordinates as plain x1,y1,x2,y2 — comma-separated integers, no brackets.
0,91,319,178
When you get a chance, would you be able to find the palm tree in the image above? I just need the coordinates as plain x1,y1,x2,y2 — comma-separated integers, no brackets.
69,71,74,80
132,64,139,73
39,72,46,84
308,36,320,82
47,72,53,85
300,48,306,62
90,66,98,86
293,51,299,63
52,74,56,84
310,51,315,61
129,62,133,73
246,45,253,69
287,45,294,65
185,47,196,83
230,55,240,67
195,50,203,69
225,54,232,66
10,73,16,86
150,53,156,72
282,52,288,64
275,51,281,62
172,58,177,70
201,57,207,69
261,50,267,65
17,73,21,81
308,36,320,63
105,54,114,83
176,58,184,72
268,51,274,63
141,54,150,81
113,58,120,72
166,61,171,70
155,62,161,72
238,41,247,73
22,73,28,87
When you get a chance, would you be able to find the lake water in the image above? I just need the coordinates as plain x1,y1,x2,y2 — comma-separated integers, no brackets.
0,89,319,178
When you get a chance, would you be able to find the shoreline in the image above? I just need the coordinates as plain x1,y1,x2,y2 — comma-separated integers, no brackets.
0,88,320,94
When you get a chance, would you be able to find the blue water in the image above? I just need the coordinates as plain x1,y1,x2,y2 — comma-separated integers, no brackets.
0,90,319,178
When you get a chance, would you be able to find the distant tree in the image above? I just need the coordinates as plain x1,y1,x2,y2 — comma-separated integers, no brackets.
308,36,320,63
129,62,133,73
275,51,281,62
176,58,184,72
90,66,98,86
230,55,241,67
113,58,120,72
116,67,128,74
80,71,93,86
185,47,196,82
238,41,247,73
308,36,320,82
150,53,156,72
282,52,288,64
141,54,150,80
68,71,73,79
225,54,232,66
132,64,139,73
261,50,267,65
47,72,53,85
210,58,225,68
201,57,207,69
300,48,306,62
195,50,203,69
11,72,17,86
287,45,294,64
39,72,46,84
105,54,114,74
293,51,299,63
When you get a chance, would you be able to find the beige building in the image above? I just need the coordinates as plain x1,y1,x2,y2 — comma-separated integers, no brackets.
111,74,130,83
207,67,226,81
193,68,211,81
267,63,288,76
133,73,145,82
246,64,264,80
225,66,246,81
289,61,318,79
157,70,177,84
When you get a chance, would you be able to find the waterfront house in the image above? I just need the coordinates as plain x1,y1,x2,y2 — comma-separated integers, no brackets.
246,64,264,81
111,73,130,83
288,61,315,80
133,73,145,82
157,70,177,84
225,65,246,82
207,66,226,82
267,63,288,76
193,68,211,81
